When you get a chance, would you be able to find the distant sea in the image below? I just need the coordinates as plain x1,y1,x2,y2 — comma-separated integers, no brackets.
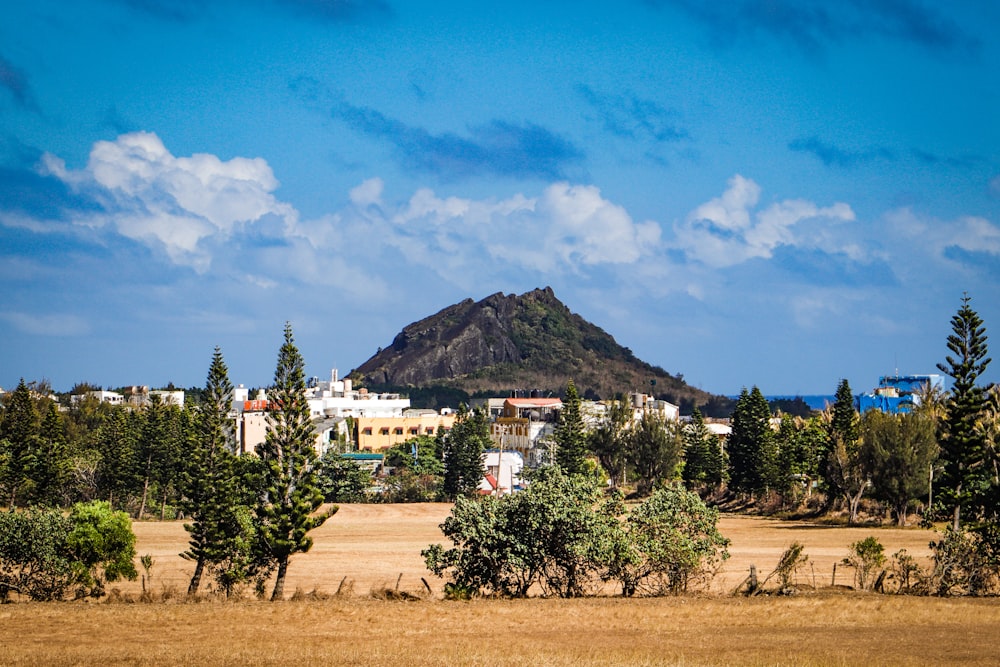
728,395,837,411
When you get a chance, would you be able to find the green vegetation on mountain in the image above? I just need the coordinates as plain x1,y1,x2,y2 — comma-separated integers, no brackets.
351,287,725,413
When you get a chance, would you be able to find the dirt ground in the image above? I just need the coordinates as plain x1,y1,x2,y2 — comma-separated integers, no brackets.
127,504,938,597
3,505,996,667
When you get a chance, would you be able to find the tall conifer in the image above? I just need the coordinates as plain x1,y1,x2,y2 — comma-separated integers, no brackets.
555,380,587,475
256,324,333,600
936,294,992,530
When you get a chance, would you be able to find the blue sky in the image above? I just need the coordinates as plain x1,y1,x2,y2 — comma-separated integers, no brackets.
1,0,998,397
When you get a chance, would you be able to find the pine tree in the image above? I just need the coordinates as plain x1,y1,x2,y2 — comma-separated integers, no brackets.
0,379,40,507
181,347,243,596
554,380,587,475
683,407,723,490
256,324,334,600
627,409,684,496
936,294,992,530
727,387,775,498
95,408,141,511
442,407,488,499
33,402,72,506
823,379,860,513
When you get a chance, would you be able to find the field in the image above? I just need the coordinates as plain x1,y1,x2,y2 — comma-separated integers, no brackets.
3,504,1000,666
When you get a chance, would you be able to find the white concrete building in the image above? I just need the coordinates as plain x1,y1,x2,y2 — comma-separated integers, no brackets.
478,450,525,496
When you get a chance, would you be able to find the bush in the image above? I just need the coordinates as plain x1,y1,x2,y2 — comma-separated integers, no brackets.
927,526,1000,596
608,484,729,596
845,536,886,591
424,470,729,598
0,501,137,601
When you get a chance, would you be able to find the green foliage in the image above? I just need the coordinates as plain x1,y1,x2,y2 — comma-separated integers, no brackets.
0,379,40,507
588,396,630,490
860,410,938,526
255,323,334,600
179,346,248,596
609,484,730,596
554,380,588,475
32,402,72,506
627,409,684,496
441,407,489,500
727,387,776,497
845,536,885,591
65,500,138,589
424,468,728,598
770,415,824,504
316,452,372,503
682,407,725,491
0,501,138,601
927,525,1000,596
935,294,992,529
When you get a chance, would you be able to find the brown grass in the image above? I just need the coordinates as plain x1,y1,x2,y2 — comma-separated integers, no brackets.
3,505,996,666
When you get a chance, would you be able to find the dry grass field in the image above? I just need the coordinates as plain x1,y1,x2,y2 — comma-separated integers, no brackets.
3,504,999,666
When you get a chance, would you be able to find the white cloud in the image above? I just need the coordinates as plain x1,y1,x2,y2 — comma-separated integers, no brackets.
349,177,384,207
42,132,296,271
1,311,89,336
385,182,659,276
886,207,1000,269
676,175,855,268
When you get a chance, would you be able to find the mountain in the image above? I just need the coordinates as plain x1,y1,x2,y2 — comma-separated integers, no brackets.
351,287,727,413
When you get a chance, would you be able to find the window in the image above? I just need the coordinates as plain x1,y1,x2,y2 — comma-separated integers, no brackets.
394,427,403,435
380,427,389,436
362,427,372,435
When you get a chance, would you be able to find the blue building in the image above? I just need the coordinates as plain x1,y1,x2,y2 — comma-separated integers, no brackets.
856,374,944,414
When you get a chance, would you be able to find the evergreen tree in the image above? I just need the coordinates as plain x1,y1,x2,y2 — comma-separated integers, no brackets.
442,406,488,500
256,324,334,600
727,387,775,497
0,379,40,507
682,407,723,490
554,380,587,475
936,294,992,530
823,379,861,513
860,410,938,526
95,407,141,511
627,410,684,497
588,396,630,490
180,347,243,596
32,402,72,506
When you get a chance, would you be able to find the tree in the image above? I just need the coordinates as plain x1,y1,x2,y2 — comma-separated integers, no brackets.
441,407,488,500
424,466,620,598
772,414,824,505
0,379,40,507
255,323,334,600
727,387,776,498
554,380,587,475
627,410,684,497
588,397,631,490
95,407,141,511
682,407,724,491
936,294,992,530
860,410,938,526
609,484,730,596
315,451,372,503
824,379,868,522
0,501,137,601
32,402,72,506
180,346,244,596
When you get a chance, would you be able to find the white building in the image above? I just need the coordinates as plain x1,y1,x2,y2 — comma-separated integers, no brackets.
479,450,525,496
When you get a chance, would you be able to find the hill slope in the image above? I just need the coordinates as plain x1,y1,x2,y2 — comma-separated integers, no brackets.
351,288,723,412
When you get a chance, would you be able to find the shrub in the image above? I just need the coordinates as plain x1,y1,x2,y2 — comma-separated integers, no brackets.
927,526,1000,596
845,536,885,591
0,501,137,601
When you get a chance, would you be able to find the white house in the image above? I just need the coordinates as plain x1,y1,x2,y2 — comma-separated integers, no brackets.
478,450,524,496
